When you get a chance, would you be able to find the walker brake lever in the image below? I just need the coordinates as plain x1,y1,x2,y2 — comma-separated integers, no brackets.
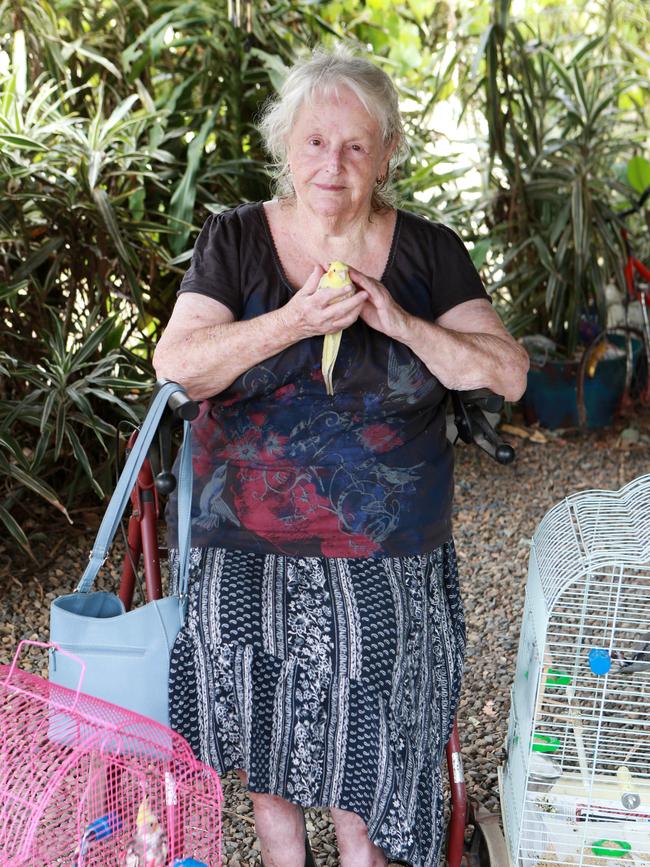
451,390,515,465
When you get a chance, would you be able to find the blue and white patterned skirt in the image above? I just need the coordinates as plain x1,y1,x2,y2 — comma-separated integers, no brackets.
168,542,465,867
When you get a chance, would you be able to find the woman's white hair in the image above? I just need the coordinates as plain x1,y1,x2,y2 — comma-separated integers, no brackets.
258,48,407,211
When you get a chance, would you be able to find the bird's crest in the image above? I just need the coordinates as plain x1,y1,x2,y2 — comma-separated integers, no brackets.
136,797,158,829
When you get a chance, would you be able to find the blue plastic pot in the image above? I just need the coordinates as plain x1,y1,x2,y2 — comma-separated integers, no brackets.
523,336,641,430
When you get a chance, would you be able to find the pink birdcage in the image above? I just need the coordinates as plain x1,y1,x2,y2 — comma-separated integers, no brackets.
0,641,222,867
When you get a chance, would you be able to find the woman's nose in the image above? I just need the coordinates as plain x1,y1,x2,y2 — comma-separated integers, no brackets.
325,146,343,173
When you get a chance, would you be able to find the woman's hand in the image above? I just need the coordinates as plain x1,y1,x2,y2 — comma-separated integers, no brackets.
349,268,412,341
279,265,368,339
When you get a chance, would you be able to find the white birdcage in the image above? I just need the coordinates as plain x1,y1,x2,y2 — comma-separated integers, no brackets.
500,473,650,867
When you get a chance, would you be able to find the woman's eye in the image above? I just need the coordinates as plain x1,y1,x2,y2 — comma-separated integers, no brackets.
351,144,362,152
309,138,322,146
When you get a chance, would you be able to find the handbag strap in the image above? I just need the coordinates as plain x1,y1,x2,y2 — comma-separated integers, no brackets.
76,382,193,596
176,418,192,603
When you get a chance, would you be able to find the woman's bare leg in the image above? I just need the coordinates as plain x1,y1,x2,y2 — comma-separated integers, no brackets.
250,791,306,866
236,770,306,867
331,806,388,867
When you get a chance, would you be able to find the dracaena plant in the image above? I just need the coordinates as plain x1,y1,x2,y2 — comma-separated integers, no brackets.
474,8,648,356
0,36,160,554
0,0,334,554
468,0,647,356
0,311,147,555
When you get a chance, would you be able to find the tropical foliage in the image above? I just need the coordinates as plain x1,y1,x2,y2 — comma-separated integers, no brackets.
475,15,648,351
1,0,649,551
1,0,325,551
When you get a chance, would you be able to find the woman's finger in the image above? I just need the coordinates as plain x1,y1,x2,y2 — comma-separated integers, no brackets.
318,284,358,307
348,268,382,293
297,265,325,296
327,290,367,315
321,293,367,331
348,270,389,307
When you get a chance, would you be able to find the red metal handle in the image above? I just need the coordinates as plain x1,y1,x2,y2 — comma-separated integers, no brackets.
446,718,467,867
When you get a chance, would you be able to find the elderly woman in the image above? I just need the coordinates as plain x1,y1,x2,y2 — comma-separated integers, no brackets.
154,50,528,867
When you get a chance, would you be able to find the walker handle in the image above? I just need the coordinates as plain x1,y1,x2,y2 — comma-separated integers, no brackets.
451,389,515,465
155,378,200,421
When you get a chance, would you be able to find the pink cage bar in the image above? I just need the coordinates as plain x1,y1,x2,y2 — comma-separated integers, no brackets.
0,641,222,867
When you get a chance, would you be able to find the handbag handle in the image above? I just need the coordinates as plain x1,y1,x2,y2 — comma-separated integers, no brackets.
76,381,193,598
176,417,192,603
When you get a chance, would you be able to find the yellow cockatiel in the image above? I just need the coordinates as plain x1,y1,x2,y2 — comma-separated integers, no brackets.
318,261,354,396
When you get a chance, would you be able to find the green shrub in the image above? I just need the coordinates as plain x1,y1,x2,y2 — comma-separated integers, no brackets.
2,0,648,550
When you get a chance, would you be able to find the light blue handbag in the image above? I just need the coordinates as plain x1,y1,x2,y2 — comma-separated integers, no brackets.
49,381,193,728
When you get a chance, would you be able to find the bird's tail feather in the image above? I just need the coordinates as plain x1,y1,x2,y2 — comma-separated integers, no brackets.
322,330,343,396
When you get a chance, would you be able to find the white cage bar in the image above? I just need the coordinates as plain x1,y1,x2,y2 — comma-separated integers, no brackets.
501,474,650,867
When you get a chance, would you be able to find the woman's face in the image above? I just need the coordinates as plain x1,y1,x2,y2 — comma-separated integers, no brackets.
286,87,393,220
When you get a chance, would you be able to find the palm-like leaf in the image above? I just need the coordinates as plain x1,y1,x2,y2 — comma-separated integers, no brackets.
474,17,646,354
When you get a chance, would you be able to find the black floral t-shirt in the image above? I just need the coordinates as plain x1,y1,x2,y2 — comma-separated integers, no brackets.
169,202,488,557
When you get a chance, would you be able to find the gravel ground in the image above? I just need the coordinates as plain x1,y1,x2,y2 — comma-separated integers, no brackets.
1,412,649,865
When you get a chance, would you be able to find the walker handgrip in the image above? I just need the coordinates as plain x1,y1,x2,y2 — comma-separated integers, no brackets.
149,380,198,496
456,388,505,413
155,378,200,421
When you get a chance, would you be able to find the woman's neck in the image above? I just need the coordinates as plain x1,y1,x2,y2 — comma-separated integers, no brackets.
284,196,376,263
264,196,396,288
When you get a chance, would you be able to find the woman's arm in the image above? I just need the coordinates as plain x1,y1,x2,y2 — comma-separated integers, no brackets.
403,299,529,401
153,266,368,400
350,269,529,402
